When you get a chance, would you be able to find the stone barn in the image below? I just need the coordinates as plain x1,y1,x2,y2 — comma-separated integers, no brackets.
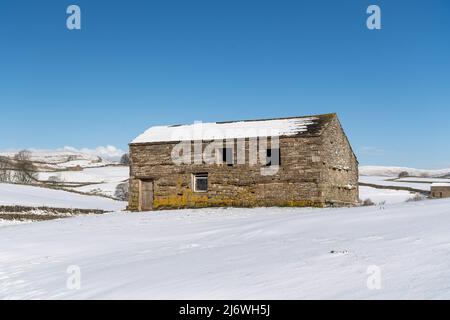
431,183,450,199
128,113,359,211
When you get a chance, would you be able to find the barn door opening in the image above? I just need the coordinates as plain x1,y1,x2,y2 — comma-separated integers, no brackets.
139,180,154,211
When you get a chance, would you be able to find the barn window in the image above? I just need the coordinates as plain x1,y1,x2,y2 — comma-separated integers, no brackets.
222,148,234,166
266,148,281,167
193,173,208,192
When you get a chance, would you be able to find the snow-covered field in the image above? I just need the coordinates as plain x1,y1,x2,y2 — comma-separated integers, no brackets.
38,166,129,198
2,199,450,299
359,186,413,204
38,167,128,184
1,160,449,299
0,219,29,228
357,165,443,202
359,176,431,192
359,168,450,195
0,183,126,211
395,177,450,183
1,148,128,198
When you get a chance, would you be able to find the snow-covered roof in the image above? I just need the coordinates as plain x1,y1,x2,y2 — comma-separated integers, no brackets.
432,183,450,187
131,114,336,144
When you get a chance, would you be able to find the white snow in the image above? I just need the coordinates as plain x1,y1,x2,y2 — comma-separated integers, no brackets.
37,166,129,198
432,183,450,187
360,166,450,178
359,167,450,194
132,117,319,143
396,177,450,183
0,219,30,228
359,186,413,204
2,146,125,162
38,166,128,184
62,146,125,161
2,199,450,299
359,176,431,191
0,183,126,211
71,182,124,198
0,148,116,170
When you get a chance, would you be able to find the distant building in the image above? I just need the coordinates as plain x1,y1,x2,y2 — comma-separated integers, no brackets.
431,183,450,199
128,113,359,211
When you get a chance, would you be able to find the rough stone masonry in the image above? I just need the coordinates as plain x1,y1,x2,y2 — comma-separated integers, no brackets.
128,113,359,211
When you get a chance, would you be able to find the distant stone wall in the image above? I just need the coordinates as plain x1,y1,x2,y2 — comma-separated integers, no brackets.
128,119,359,210
0,205,106,221
431,186,450,199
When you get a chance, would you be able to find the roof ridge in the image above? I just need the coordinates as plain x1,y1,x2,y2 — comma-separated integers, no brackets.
214,113,336,125
164,113,336,128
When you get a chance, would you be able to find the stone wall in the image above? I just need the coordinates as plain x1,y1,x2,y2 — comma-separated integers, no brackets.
320,117,359,206
128,118,359,210
431,186,450,199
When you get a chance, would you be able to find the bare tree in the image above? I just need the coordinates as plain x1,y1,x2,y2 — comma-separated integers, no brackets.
13,150,37,184
14,150,32,162
0,157,13,182
114,182,129,201
120,153,130,166
398,171,409,178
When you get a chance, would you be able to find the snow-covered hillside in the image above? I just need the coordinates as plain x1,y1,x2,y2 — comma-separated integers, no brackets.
359,176,431,192
2,199,450,299
0,147,124,170
360,166,450,178
38,167,128,184
0,183,126,211
38,166,129,198
1,148,129,198
359,166,450,196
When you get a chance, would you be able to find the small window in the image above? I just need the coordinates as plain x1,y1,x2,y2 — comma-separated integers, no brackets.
222,148,234,166
193,173,208,192
266,148,281,167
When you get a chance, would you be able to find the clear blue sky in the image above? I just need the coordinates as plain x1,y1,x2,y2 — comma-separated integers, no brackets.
0,0,449,168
